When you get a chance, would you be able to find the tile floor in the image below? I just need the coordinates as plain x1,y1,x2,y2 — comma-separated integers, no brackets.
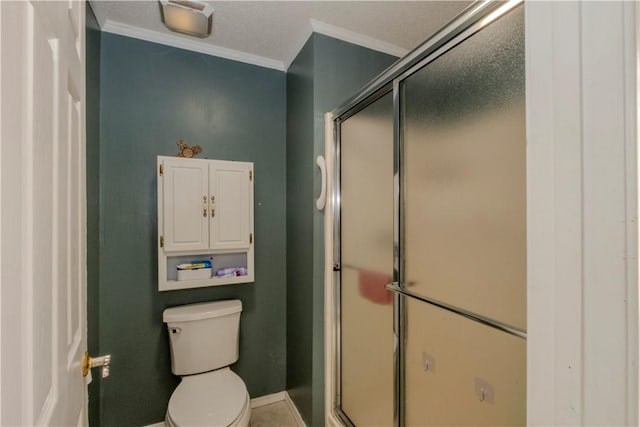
250,401,299,427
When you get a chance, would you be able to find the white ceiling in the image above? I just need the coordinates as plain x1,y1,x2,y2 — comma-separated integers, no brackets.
90,0,472,71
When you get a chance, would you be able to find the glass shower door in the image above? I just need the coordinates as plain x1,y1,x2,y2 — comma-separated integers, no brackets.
339,92,394,427
401,5,526,426
332,3,526,426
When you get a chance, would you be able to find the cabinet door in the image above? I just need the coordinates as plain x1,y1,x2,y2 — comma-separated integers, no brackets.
162,158,209,251
209,161,252,250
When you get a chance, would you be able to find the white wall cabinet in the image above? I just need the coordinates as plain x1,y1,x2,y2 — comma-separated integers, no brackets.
157,156,254,291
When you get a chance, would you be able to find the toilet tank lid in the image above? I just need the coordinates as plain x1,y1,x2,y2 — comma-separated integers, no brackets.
163,300,242,323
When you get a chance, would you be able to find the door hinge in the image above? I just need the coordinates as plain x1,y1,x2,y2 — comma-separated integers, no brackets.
159,164,164,176
249,233,253,244
160,236,164,248
249,170,253,181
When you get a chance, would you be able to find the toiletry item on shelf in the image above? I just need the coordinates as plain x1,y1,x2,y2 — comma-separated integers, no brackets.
215,267,248,278
194,259,212,266
191,260,212,268
177,260,212,270
176,260,213,281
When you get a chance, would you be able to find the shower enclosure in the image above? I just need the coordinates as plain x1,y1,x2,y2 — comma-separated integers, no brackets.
327,1,526,425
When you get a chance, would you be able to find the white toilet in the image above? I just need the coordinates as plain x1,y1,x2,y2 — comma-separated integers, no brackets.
163,300,251,427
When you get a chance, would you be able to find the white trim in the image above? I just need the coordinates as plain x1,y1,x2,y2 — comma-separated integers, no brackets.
92,15,403,73
284,391,307,427
526,1,639,425
525,3,583,423
634,3,640,423
284,19,405,70
324,112,338,427
310,19,407,59
624,2,639,423
249,391,287,409
0,1,3,424
100,19,286,71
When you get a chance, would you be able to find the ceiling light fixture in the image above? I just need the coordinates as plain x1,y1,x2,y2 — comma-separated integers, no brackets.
159,0,213,38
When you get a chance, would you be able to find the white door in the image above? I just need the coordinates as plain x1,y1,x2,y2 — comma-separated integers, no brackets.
209,161,252,250
161,158,210,252
0,1,88,425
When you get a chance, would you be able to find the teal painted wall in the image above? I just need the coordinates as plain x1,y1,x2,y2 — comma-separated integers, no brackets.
285,37,315,425
85,5,101,427
98,33,287,426
286,33,397,426
89,25,394,427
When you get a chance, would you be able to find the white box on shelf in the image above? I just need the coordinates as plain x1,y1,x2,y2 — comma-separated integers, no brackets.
177,268,212,281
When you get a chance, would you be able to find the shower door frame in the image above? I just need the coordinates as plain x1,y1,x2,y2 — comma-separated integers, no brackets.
326,1,526,426
327,1,640,427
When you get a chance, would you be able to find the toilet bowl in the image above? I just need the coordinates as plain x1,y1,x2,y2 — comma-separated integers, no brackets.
163,300,250,427
165,368,251,427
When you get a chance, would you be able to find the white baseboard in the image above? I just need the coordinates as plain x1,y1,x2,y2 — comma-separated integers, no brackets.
250,391,287,408
284,392,307,427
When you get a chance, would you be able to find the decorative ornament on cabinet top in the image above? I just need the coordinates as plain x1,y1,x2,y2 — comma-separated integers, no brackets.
176,138,202,158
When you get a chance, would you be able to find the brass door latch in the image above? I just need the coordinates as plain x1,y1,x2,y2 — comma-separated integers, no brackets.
82,351,112,379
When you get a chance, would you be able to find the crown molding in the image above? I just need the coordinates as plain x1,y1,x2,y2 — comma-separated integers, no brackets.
94,14,405,73
310,19,408,58
284,18,406,70
100,20,287,72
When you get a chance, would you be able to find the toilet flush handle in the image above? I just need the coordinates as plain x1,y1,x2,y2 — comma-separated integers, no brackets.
170,327,182,334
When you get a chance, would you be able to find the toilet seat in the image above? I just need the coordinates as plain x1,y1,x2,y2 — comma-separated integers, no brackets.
166,397,250,427
166,367,250,427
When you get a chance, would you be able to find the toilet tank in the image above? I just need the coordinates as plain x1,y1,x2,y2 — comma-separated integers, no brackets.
163,300,242,376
